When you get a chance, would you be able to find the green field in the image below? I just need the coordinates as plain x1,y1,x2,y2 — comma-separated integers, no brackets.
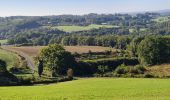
0,49,19,69
51,24,116,32
0,39,7,44
0,78,170,100
153,16,170,23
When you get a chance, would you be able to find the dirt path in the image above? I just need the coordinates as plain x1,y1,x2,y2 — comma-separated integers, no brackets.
1,46,35,71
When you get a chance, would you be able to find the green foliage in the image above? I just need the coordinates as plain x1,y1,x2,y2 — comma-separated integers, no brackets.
38,44,76,76
115,64,127,74
97,65,108,76
115,64,146,76
137,36,170,65
127,36,144,57
0,49,19,69
76,58,139,76
0,39,7,45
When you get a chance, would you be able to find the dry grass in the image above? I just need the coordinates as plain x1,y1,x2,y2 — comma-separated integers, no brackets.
4,46,116,58
65,46,115,54
147,64,170,77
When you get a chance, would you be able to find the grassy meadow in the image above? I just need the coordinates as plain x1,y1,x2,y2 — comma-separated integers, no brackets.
0,39,7,44
0,78,170,100
51,24,116,32
0,49,19,69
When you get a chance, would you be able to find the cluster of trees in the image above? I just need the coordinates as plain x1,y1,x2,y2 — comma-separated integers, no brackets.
61,35,131,49
7,27,131,47
36,44,140,76
36,36,170,77
7,28,66,45
137,36,170,65
128,36,170,65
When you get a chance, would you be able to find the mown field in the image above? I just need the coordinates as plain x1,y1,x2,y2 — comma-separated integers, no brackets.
50,24,116,32
4,46,115,58
0,78,170,100
0,49,19,69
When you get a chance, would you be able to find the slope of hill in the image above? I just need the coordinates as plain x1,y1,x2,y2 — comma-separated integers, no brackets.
147,64,170,77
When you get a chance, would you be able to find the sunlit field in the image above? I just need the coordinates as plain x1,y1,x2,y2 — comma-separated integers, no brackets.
0,78,170,100
0,49,19,69
51,24,116,32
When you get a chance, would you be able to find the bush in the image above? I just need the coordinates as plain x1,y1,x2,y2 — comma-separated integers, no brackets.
115,64,127,74
129,67,139,74
97,65,108,76
114,64,146,77
75,58,139,76
144,73,154,78
67,68,74,79
135,65,146,74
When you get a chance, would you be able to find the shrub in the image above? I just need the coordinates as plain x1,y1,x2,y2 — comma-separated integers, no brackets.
67,68,74,79
135,65,146,74
129,67,139,74
114,64,146,76
75,58,139,76
97,65,108,76
115,64,127,74
144,73,154,78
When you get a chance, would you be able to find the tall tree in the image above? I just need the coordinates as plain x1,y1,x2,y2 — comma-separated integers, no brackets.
38,44,76,76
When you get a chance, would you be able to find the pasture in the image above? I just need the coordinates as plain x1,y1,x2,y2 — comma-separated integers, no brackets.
0,78,170,100
0,39,7,44
51,24,116,32
0,49,19,69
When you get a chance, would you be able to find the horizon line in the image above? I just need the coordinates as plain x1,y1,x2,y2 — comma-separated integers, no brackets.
0,9,169,17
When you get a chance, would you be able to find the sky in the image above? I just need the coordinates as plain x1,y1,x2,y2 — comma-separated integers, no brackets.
0,0,170,16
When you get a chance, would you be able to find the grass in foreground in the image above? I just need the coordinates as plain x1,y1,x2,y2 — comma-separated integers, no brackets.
0,78,170,100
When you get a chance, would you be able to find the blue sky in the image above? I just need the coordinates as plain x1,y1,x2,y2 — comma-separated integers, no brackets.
0,0,170,16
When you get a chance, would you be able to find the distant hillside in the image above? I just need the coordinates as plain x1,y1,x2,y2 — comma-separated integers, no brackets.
156,9,170,15
0,12,170,46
